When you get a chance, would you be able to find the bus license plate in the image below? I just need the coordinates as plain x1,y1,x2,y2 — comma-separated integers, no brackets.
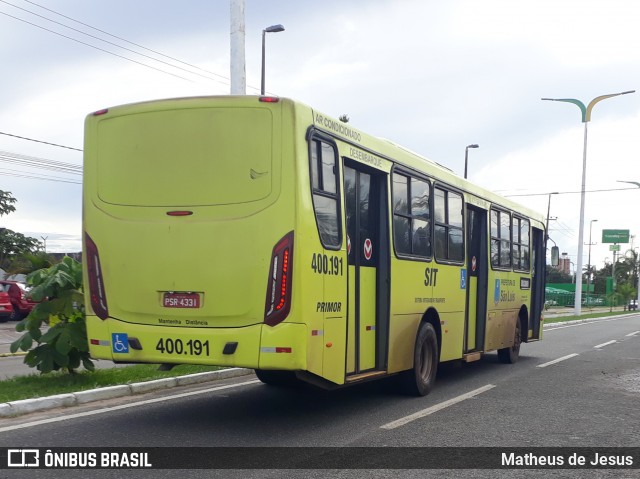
163,292,200,308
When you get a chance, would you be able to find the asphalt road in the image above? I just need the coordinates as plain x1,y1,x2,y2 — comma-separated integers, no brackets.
0,314,639,478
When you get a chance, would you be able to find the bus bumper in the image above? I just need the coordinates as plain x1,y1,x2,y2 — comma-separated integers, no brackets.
86,316,307,370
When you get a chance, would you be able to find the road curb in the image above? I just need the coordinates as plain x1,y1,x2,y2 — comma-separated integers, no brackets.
0,351,27,358
0,367,252,418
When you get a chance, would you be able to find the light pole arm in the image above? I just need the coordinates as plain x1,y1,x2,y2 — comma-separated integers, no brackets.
586,91,635,122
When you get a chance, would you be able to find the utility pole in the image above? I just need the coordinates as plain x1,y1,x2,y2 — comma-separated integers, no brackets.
230,0,246,94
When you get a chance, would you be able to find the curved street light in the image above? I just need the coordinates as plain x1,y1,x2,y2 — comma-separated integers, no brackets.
464,144,479,179
261,24,285,95
542,90,635,315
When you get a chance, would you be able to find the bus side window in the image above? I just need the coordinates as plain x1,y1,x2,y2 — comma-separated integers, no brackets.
491,209,512,268
434,187,464,263
309,138,341,248
392,172,431,258
512,217,530,271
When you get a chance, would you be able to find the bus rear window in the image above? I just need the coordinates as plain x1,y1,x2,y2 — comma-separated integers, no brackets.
96,107,273,207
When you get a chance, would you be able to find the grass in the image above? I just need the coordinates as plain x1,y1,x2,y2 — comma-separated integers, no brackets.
0,363,223,403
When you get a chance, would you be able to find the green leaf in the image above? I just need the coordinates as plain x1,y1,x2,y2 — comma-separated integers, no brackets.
14,319,26,332
38,353,55,374
19,332,34,352
55,328,72,355
40,326,63,343
67,321,89,351
10,337,22,353
23,349,38,367
82,356,95,372
10,332,33,353
51,348,70,367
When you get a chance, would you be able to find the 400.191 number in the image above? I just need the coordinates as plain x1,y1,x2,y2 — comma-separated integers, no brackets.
311,253,344,276
155,338,210,356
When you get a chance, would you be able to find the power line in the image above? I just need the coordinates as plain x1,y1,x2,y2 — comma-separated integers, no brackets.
0,9,196,83
0,150,82,176
22,0,237,86
0,131,82,151
0,168,81,184
0,0,231,86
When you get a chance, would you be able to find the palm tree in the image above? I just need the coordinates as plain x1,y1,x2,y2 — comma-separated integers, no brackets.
616,283,637,311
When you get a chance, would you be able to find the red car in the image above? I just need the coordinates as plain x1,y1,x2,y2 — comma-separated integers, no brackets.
0,280,36,321
0,289,13,322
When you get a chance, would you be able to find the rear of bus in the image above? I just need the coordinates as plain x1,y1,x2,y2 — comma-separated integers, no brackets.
83,96,306,372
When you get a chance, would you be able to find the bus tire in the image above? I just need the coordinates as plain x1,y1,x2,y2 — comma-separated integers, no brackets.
254,369,299,387
399,322,438,396
498,318,521,364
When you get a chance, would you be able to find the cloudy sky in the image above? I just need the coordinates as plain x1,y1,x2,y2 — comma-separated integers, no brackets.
0,0,639,273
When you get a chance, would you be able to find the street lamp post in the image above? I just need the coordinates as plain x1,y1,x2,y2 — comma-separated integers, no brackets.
542,90,635,315
261,24,285,96
545,191,559,250
464,144,479,179
617,180,640,308
586,219,598,308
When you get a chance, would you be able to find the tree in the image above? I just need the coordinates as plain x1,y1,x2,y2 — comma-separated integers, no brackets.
0,229,40,270
546,268,573,284
0,191,41,270
6,251,55,275
0,190,17,217
616,283,637,311
10,257,94,374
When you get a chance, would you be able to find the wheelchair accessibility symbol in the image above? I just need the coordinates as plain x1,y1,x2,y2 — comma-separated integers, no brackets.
112,333,129,354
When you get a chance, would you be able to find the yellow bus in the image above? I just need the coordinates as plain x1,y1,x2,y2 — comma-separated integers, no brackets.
83,95,546,396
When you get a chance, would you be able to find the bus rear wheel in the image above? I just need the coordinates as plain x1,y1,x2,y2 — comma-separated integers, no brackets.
254,369,299,387
498,318,521,364
399,322,438,396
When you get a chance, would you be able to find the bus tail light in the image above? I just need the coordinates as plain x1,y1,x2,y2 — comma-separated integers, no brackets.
85,233,109,320
264,231,294,326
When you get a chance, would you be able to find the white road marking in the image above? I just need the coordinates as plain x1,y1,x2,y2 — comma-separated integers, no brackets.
594,340,617,349
380,384,495,430
536,353,579,368
0,379,260,433
626,331,640,337
544,323,589,331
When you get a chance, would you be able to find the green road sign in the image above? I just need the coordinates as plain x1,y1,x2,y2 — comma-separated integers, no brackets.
602,229,629,243
609,244,621,251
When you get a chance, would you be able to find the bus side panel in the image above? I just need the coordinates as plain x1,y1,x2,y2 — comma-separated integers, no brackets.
434,265,465,362
358,267,377,371
259,323,307,370
292,108,349,385
321,254,348,384
387,260,423,374
484,271,530,351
